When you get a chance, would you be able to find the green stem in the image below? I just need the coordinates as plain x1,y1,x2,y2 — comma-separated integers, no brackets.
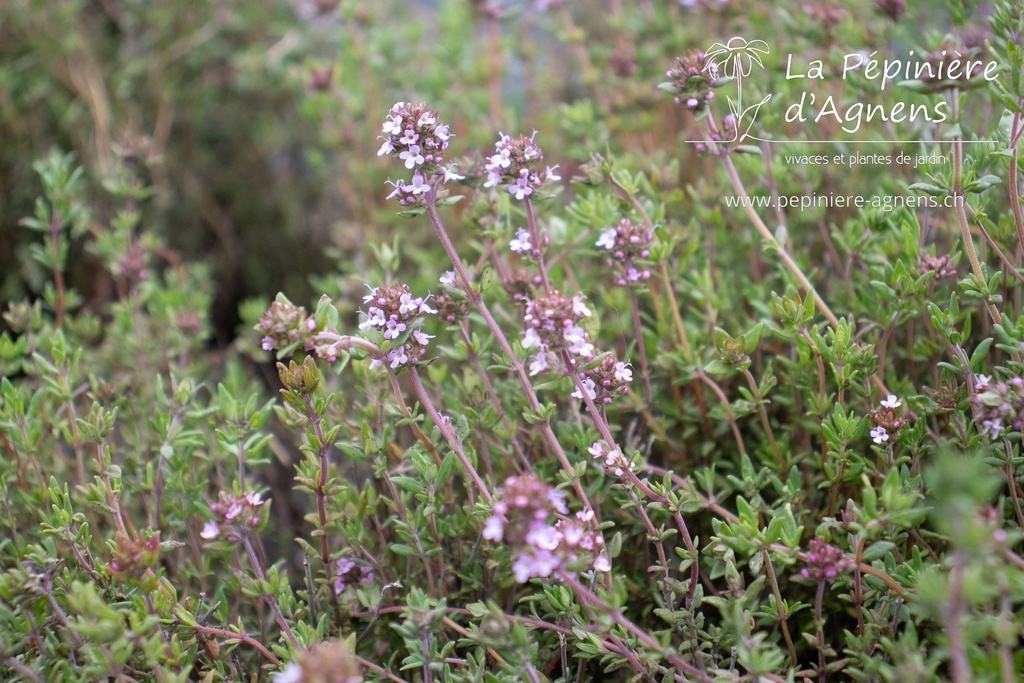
743,367,782,468
242,536,299,648
763,549,798,668
302,395,344,628
408,367,492,503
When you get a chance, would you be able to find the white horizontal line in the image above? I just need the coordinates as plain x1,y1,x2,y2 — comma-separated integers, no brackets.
684,139,995,144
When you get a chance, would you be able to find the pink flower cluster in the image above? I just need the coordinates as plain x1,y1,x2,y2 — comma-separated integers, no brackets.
258,297,316,353
200,491,266,543
482,474,609,582
665,49,717,112
596,218,654,287
918,252,956,280
483,132,561,201
521,290,595,375
378,101,450,169
432,291,465,324
972,374,1024,438
572,355,633,405
503,267,542,305
357,282,436,371
378,102,462,206
799,538,851,583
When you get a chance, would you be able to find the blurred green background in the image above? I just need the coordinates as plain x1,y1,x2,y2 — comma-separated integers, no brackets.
0,0,977,342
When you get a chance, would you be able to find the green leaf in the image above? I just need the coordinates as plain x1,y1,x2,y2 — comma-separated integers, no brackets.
390,476,424,494
861,541,895,562
438,452,455,483
908,182,949,197
389,543,418,557
704,359,732,376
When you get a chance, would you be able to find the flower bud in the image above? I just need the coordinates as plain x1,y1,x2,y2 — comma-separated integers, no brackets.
277,356,320,396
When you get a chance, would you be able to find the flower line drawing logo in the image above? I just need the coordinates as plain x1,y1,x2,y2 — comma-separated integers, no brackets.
704,37,769,79
702,37,773,144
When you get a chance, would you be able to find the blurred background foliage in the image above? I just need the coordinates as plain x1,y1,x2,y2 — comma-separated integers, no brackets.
0,0,736,344
0,0,978,342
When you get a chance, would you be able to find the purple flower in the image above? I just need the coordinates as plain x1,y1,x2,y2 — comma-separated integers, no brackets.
383,318,406,340
388,346,409,368
333,557,375,595
482,516,504,541
521,290,596,376
613,361,632,382
377,102,457,206
598,219,655,287
399,145,424,169
406,173,430,195
982,418,1005,437
571,295,591,317
510,175,533,200
382,113,403,136
870,426,889,444
488,148,511,169
528,353,549,376
510,228,533,253
596,228,616,250
398,293,418,315
666,49,718,113
483,475,606,583
512,548,559,582
571,377,597,401
482,132,555,198
880,394,901,409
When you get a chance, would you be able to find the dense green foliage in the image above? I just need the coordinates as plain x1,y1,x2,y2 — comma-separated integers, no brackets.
3,0,1024,681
